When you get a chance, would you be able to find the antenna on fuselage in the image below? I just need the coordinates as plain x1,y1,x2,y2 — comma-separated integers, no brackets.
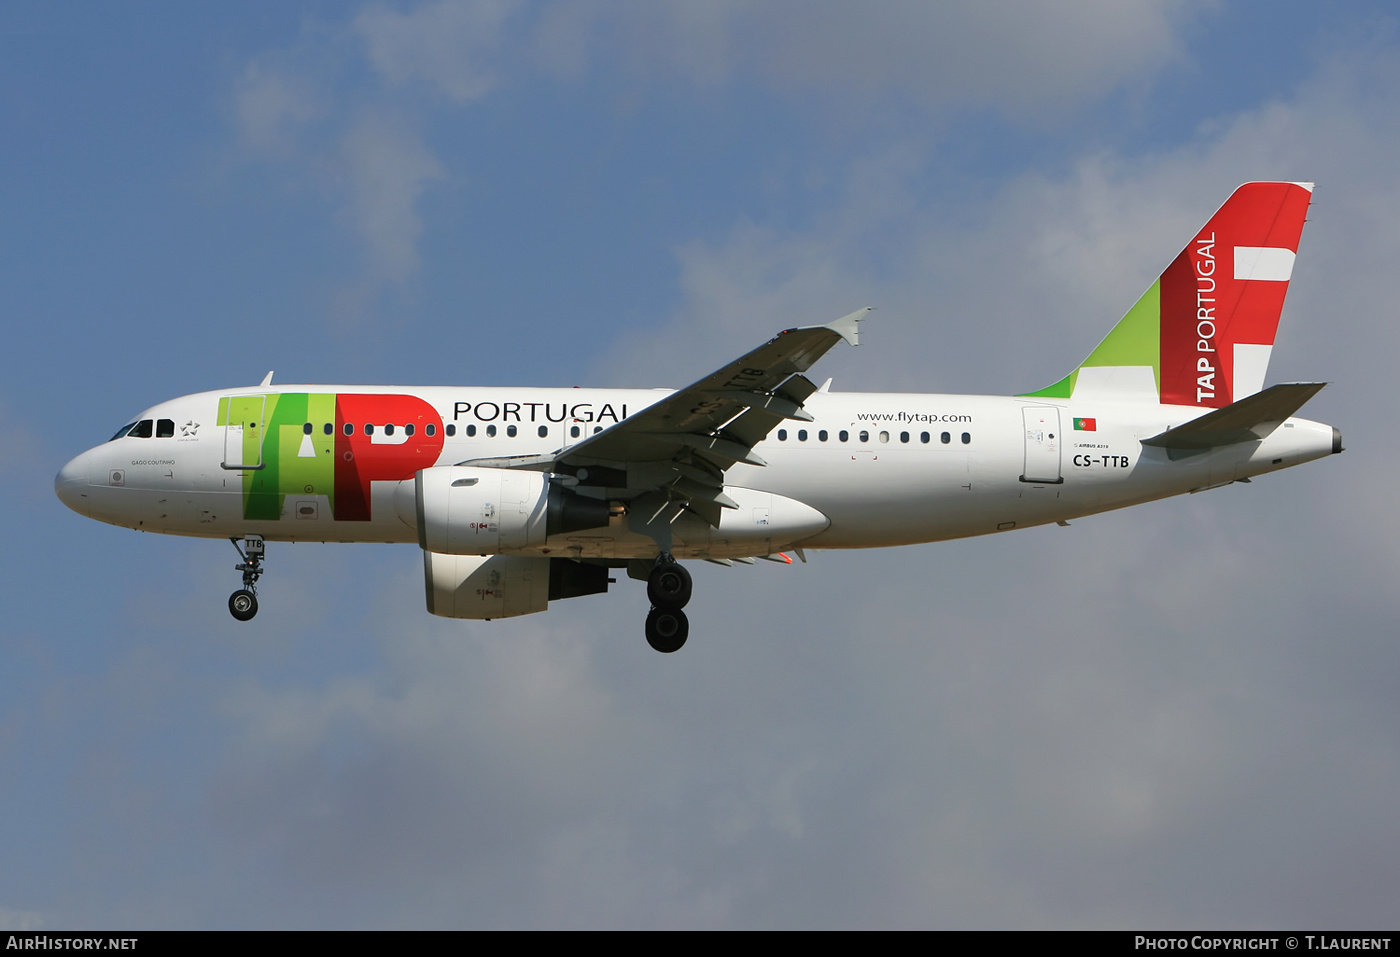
259,371,274,387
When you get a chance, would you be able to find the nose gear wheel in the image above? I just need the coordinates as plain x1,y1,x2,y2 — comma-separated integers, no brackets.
229,589,258,621
228,535,266,621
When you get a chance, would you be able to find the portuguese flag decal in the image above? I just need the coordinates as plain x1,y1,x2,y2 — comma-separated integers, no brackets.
1073,418,1096,431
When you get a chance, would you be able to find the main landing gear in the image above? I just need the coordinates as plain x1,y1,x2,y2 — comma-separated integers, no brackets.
644,555,692,653
228,535,265,622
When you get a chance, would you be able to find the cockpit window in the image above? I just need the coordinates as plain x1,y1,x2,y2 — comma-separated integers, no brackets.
128,419,154,438
109,422,137,442
156,419,175,438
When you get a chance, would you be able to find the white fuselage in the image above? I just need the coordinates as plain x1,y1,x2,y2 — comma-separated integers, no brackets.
55,385,1338,560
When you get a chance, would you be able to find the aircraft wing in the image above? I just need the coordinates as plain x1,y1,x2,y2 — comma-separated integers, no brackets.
565,308,867,465
463,308,867,527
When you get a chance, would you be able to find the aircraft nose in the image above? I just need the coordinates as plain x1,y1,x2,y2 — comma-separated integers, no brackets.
55,453,91,516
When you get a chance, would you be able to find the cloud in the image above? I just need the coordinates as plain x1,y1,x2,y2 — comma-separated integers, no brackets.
338,113,445,284
0,398,51,503
234,60,322,156
230,6,498,299
0,907,44,931
223,0,1212,314
534,0,1208,118
354,0,521,102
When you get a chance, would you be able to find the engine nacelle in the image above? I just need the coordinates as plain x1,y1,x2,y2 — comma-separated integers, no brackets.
399,466,612,555
424,552,611,619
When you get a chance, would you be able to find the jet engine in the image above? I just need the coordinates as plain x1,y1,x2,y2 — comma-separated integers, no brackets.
399,465,611,555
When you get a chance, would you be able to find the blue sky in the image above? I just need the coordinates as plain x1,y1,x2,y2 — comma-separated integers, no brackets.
4,1,1400,929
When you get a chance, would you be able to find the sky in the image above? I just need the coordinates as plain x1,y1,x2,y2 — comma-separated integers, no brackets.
3,0,1399,930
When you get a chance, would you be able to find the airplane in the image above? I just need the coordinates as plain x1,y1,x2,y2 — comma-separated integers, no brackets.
55,181,1341,653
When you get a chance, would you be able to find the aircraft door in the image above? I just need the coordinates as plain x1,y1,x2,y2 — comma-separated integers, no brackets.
1021,406,1063,484
222,395,267,470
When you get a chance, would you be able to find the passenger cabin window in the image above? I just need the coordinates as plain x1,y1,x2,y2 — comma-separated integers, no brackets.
303,423,313,435
777,429,788,441
156,419,175,438
570,425,580,438
798,429,808,441
486,425,497,437
364,424,374,435
384,424,395,436
839,430,849,442
859,430,869,443
940,431,950,444
405,424,415,436
506,425,518,438
819,430,828,441
921,432,930,443
538,426,548,438
878,431,889,443
465,424,476,437
323,423,333,435
426,424,436,436
961,432,971,444
899,431,909,443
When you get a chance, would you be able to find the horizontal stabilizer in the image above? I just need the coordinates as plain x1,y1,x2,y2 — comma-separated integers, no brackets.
1142,382,1326,452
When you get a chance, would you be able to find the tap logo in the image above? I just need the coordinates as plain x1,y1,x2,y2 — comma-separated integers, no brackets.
217,393,445,522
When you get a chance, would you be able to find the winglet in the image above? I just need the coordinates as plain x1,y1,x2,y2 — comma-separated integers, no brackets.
259,371,275,387
807,307,870,347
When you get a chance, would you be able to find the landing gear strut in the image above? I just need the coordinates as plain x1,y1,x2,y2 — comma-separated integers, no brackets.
644,555,692,653
228,535,265,622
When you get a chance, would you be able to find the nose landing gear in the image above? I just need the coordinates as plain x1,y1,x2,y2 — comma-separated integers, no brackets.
644,555,692,653
228,535,265,622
